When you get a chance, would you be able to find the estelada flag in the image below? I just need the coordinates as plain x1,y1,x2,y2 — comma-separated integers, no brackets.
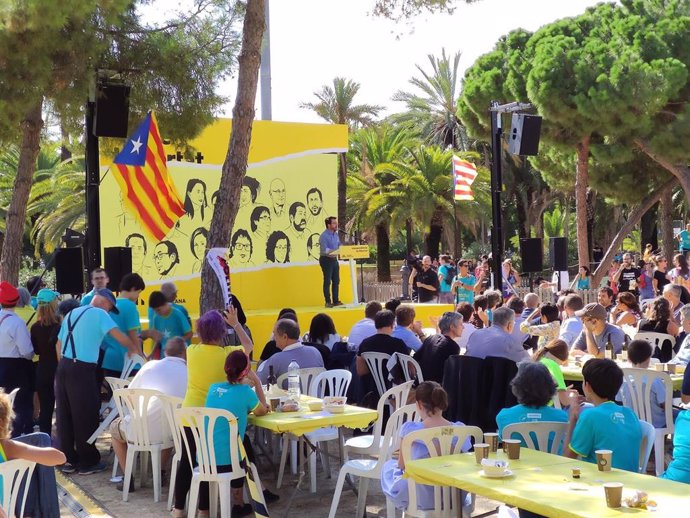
112,112,185,240
452,156,478,201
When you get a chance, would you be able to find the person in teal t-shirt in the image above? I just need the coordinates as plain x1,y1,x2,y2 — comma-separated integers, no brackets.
662,410,690,484
678,223,690,252
205,349,267,515
565,359,641,472
148,290,193,359
497,362,568,452
160,282,192,325
101,274,156,375
436,255,455,304
451,259,479,305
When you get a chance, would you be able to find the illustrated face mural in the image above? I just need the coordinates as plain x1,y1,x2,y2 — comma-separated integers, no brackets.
307,190,322,216
154,243,176,274
240,185,252,208
291,205,307,232
189,182,206,206
232,232,253,264
128,235,146,266
270,179,286,209
193,232,207,260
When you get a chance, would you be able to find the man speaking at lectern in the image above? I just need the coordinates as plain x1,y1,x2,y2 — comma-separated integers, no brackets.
320,216,342,308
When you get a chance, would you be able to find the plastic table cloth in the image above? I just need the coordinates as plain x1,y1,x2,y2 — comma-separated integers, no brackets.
560,364,684,391
404,448,689,518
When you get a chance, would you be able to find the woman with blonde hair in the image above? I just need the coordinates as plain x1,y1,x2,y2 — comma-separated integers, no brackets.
29,289,61,435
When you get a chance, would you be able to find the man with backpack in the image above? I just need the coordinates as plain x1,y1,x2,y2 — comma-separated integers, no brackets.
437,255,456,304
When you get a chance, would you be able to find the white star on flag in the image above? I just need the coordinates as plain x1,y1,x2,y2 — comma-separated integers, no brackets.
130,136,143,154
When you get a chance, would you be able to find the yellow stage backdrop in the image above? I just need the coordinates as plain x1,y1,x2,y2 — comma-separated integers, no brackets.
99,119,351,315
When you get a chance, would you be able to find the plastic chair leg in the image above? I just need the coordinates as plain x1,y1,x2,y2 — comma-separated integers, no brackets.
309,447,317,493
151,449,161,503
356,476,370,518
327,467,349,518
277,435,289,488
386,497,396,518
122,448,137,502
218,480,232,518
290,438,298,474
654,432,665,476
188,477,200,518
140,451,149,487
209,481,219,518
168,456,179,511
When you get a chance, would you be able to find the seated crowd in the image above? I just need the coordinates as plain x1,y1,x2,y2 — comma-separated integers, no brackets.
3,248,690,517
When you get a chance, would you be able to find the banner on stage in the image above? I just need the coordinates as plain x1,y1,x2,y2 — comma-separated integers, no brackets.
338,245,370,260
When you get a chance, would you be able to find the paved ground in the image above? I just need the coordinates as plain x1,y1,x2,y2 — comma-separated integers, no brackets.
59,433,500,517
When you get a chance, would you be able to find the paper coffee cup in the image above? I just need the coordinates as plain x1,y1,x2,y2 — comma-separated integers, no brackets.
269,397,281,411
596,449,612,472
604,482,623,508
655,363,665,371
484,433,499,452
571,466,581,479
474,443,490,464
503,439,521,460
667,363,677,374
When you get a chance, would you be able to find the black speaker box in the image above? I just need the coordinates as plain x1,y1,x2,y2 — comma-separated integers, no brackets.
520,238,543,273
94,83,131,138
508,113,542,156
549,237,568,271
55,248,84,294
104,247,133,292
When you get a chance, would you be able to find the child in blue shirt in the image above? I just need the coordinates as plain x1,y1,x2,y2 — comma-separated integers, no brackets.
565,358,642,472
148,291,193,359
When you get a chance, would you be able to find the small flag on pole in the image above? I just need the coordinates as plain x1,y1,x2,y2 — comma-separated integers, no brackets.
452,156,478,201
112,112,185,240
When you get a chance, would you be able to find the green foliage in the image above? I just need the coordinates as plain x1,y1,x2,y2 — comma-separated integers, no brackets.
623,229,642,251
391,49,468,149
300,78,383,127
371,0,472,20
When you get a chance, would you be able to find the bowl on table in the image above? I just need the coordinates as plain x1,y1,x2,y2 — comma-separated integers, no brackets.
480,458,510,477
308,400,324,411
323,396,347,413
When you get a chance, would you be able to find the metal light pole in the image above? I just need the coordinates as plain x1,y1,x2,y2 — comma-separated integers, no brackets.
488,101,532,291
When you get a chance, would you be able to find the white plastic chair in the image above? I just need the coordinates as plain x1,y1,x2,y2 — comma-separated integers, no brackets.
619,367,674,475
7,388,19,407
304,370,353,489
157,394,184,510
634,332,676,360
639,420,655,474
176,407,246,518
0,459,35,518
276,367,326,393
361,352,392,397
113,388,170,502
89,374,135,446
502,421,569,455
122,353,147,380
344,381,413,460
397,353,424,384
328,404,420,518
400,425,482,518
275,366,326,488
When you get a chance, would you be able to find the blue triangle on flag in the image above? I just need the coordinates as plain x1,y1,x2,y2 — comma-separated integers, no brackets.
113,113,151,166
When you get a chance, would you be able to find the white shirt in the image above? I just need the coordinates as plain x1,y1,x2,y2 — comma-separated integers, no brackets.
124,356,187,444
0,310,33,359
559,315,583,347
347,318,377,348
551,271,569,293
454,322,477,350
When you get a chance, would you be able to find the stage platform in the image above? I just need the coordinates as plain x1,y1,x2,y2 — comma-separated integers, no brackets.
245,302,454,359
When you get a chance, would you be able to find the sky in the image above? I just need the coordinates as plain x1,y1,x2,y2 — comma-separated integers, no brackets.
226,0,607,123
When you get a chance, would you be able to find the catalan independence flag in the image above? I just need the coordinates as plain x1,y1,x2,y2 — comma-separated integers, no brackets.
452,156,478,201
113,112,185,240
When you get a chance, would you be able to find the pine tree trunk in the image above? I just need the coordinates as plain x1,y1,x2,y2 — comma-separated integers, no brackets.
199,0,265,314
375,222,391,282
424,210,444,259
592,179,676,286
0,102,43,285
635,138,690,210
574,137,590,271
338,153,347,235
640,206,659,254
660,188,674,261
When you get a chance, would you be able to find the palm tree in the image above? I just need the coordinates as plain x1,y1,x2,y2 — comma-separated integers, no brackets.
300,77,383,233
27,156,85,255
347,125,413,281
391,49,468,150
385,145,490,258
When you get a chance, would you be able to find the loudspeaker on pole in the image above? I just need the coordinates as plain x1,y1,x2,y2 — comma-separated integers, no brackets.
549,237,568,271
104,247,133,292
55,248,85,295
520,238,543,273
94,83,131,138
508,113,542,156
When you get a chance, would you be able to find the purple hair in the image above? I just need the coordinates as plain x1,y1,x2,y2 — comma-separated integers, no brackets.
197,310,226,344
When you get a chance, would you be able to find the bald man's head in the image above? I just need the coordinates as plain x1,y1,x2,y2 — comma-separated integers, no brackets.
164,337,187,359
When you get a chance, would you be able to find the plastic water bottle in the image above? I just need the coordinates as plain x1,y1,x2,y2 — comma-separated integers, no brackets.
287,359,300,401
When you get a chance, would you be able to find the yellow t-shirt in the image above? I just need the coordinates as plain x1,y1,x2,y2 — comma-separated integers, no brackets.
182,343,244,408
